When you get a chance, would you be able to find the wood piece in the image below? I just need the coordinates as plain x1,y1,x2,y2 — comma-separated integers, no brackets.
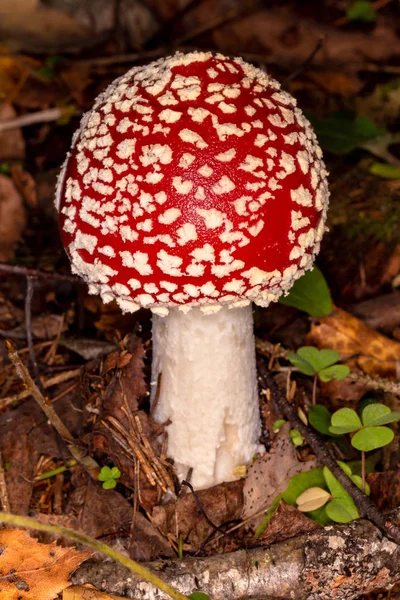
72,509,400,599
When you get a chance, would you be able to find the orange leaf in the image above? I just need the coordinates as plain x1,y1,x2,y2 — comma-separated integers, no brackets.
0,528,90,600
307,306,400,378
306,306,400,400
63,584,123,599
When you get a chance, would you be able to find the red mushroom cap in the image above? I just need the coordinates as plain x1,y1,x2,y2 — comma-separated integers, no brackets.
56,51,329,316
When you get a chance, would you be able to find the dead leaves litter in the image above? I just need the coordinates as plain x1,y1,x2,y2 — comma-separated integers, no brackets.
243,423,317,520
0,528,89,600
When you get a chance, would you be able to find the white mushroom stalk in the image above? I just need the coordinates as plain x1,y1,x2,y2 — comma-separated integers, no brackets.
56,51,329,489
151,304,263,489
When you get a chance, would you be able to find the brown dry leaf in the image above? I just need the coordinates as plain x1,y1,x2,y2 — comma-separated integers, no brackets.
8,313,67,340
214,7,400,67
243,423,317,519
152,480,244,549
307,70,362,97
10,163,37,208
64,475,172,561
64,585,123,600
0,103,25,160
0,0,91,52
0,173,26,261
368,471,400,512
0,528,90,600
306,306,400,379
254,500,319,547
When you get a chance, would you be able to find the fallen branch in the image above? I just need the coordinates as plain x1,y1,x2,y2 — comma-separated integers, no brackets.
257,356,400,545
5,341,99,476
347,371,400,396
0,107,70,133
72,509,400,600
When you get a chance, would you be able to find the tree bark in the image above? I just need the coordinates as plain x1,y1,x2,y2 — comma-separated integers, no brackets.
72,510,400,599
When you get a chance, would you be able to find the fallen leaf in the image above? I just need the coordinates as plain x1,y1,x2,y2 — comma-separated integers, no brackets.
152,480,244,549
0,528,89,599
368,470,400,511
2,432,37,514
0,0,92,53
10,163,37,208
307,70,363,97
214,7,400,67
65,475,172,561
306,306,400,379
253,500,319,547
7,313,67,340
60,338,117,361
64,585,123,599
243,423,317,519
0,173,26,261
0,103,25,160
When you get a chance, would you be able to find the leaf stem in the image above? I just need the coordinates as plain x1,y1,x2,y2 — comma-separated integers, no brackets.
0,512,189,600
312,374,318,405
361,451,365,493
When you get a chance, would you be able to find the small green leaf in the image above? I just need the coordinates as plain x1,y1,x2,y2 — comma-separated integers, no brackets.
287,350,317,376
318,364,350,382
351,426,394,452
189,593,210,600
98,466,112,482
329,408,362,435
290,429,304,447
308,405,333,435
307,111,384,155
337,461,352,477
323,467,349,499
102,479,117,490
110,466,121,479
326,498,359,523
350,474,370,495
273,419,286,432
347,1,376,22
279,266,332,317
369,162,400,179
358,397,379,413
362,404,400,427
0,162,10,175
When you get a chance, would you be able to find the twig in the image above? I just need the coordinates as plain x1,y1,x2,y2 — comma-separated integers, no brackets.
5,341,99,476
181,480,227,537
25,277,46,396
256,338,287,359
0,262,80,283
257,356,400,545
0,368,80,410
283,35,325,85
0,512,189,600
348,371,400,396
0,107,65,133
0,452,10,512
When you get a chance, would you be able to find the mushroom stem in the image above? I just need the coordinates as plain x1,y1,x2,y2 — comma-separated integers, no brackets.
151,304,264,489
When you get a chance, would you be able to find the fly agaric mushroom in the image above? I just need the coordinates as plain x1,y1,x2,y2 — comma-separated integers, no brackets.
56,51,329,489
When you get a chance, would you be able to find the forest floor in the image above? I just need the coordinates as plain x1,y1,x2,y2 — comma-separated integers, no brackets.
1,0,400,599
